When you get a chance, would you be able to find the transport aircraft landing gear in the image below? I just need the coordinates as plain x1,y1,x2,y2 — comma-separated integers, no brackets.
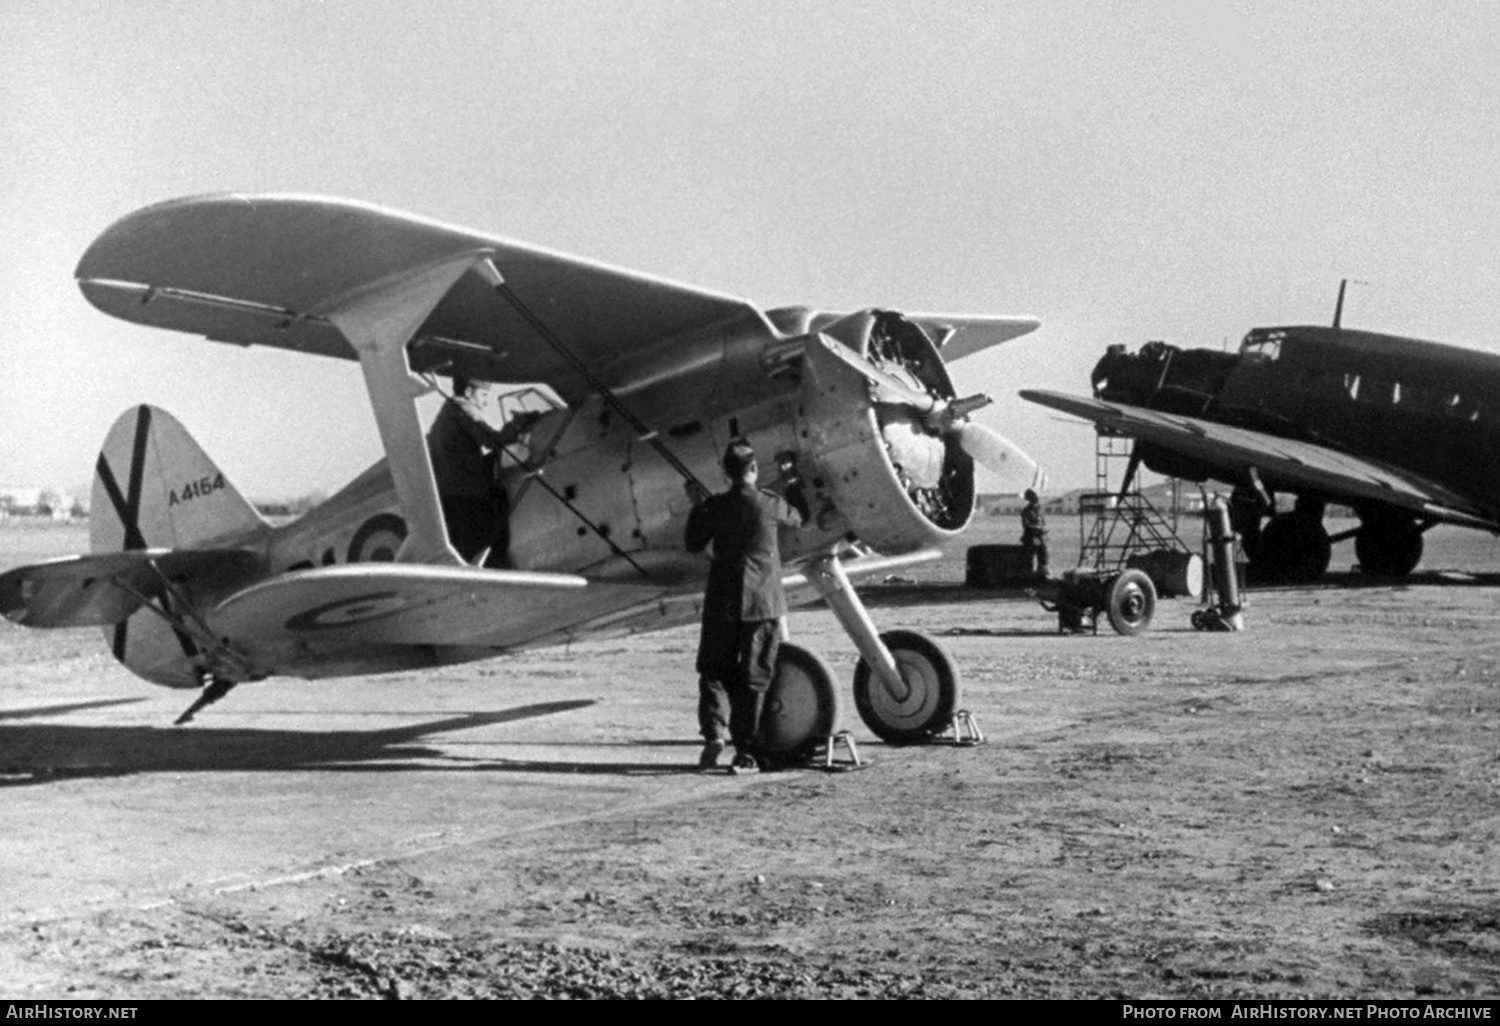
1252,509,1331,583
1354,515,1425,577
759,643,842,764
851,629,960,744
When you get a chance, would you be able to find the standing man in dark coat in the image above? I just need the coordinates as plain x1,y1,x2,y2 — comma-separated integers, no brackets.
685,438,803,774
1020,487,1050,580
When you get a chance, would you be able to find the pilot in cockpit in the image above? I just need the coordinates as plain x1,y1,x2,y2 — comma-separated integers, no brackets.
426,375,539,567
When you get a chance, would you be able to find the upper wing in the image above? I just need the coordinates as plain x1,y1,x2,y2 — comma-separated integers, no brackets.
75,193,770,406
1021,390,1500,529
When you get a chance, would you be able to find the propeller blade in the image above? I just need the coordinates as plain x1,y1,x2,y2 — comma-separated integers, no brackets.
812,334,937,410
955,422,1045,494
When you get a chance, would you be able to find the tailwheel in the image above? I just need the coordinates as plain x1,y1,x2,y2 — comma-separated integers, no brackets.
853,630,960,744
759,643,842,763
1252,512,1331,583
1105,568,1156,636
1355,517,1424,577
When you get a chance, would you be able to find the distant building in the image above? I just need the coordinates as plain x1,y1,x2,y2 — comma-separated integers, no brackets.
0,485,79,520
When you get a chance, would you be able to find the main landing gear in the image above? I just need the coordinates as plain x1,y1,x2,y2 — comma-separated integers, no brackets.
851,629,960,743
1240,494,1428,582
764,553,962,756
1353,512,1425,577
1248,502,1331,584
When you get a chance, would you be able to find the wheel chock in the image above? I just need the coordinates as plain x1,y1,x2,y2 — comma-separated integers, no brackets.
949,709,985,746
822,730,863,770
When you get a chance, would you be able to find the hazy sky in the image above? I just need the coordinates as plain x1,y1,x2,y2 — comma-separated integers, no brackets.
4,0,1499,500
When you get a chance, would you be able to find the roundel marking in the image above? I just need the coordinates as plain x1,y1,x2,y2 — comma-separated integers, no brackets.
285,591,412,632
348,513,407,563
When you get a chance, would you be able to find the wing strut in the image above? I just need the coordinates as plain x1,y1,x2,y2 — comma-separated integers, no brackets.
474,260,709,494
320,250,495,565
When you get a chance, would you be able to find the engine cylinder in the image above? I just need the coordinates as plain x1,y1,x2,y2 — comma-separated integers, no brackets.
795,310,975,553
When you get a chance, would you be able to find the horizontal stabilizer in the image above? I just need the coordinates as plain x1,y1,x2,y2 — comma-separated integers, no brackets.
0,549,262,628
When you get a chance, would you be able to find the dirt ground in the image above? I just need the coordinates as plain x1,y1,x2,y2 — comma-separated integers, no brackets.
1,518,1498,999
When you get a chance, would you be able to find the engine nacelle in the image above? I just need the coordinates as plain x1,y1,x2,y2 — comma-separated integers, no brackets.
795,309,975,553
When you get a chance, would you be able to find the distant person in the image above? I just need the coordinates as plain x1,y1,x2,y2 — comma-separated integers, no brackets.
426,375,538,566
1020,488,1050,579
685,438,803,774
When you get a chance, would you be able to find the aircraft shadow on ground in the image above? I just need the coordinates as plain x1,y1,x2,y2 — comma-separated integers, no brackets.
0,699,706,786
0,698,148,721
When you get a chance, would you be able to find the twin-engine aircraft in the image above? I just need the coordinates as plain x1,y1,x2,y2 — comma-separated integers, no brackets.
0,193,1043,756
1024,287,1500,581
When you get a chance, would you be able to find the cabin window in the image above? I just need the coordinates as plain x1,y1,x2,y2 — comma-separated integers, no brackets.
1344,374,1360,401
1356,375,1397,405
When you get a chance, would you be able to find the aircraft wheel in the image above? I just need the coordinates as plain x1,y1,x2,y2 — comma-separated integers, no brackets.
853,630,960,744
759,643,842,763
1355,520,1424,577
1254,513,1331,583
1105,569,1156,636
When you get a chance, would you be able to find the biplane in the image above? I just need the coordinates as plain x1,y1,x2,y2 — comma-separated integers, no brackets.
0,193,1043,757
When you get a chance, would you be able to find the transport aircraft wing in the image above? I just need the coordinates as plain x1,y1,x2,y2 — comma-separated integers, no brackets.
1022,390,1500,530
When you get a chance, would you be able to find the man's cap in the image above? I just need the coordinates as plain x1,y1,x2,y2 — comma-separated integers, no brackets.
1024,488,1039,502
722,437,757,477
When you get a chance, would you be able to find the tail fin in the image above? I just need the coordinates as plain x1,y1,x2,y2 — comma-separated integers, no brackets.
86,406,267,689
90,405,267,554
